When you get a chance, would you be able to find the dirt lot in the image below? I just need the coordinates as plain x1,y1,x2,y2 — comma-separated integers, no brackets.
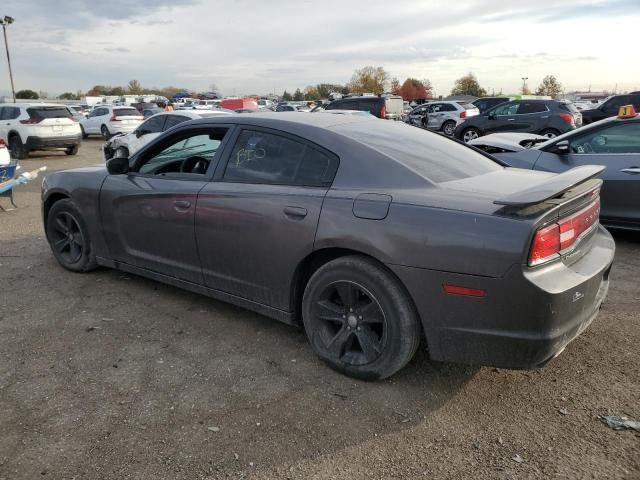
0,139,638,479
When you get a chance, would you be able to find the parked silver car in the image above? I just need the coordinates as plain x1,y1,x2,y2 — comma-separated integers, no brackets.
407,101,480,136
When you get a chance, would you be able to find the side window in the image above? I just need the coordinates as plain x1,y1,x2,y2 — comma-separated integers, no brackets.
163,115,189,130
137,129,228,175
139,115,165,134
494,102,519,116
0,108,5,120
517,102,548,114
224,129,338,187
569,122,640,154
441,103,457,112
430,104,442,112
602,97,627,114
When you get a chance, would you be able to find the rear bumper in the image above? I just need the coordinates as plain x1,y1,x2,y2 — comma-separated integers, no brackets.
389,225,615,369
25,135,81,151
109,123,138,134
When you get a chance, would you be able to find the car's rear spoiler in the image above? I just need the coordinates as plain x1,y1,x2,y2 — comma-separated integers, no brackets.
494,165,605,206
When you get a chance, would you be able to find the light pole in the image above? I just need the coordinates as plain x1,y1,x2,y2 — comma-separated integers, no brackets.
0,15,16,103
521,77,528,95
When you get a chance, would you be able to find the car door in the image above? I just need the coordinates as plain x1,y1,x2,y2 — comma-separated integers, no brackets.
195,126,339,310
85,108,104,133
486,101,520,134
515,102,549,132
427,103,444,129
409,105,427,126
535,121,640,226
99,125,233,283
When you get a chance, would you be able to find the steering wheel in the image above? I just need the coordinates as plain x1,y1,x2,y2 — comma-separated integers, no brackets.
180,155,209,174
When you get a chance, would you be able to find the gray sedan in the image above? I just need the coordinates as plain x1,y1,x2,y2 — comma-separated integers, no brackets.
476,114,640,230
41,114,614,379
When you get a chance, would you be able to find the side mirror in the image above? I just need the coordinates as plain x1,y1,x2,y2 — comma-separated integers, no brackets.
106,156,130,175
135,129,144,138
555,140,570,155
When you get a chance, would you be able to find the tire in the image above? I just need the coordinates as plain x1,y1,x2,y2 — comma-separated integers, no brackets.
8,134,28,160
65,144,79,156
302,255,421,380
80,125,88,139
45,199,98,273
442,120,456,136
539,129,560,139
101,125,111,140
461,127,481,143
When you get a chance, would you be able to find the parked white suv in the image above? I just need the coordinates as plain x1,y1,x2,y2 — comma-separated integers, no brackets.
103,110,234,160
0,103,81,159
407,101,480,136
80,105,143,139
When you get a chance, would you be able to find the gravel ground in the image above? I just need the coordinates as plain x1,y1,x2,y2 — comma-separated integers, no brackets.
0,140,638,480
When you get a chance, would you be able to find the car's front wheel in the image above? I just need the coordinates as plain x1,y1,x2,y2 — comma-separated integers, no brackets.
46,199,97,272
302,256,421,380
461,127,481,143
101,125,111,139
442,120,456,136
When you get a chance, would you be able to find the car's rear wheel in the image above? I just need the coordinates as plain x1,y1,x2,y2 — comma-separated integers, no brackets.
65,145,79,156
46,199,97,272
101,125,111,139
302,256,421,380
9,134,28,160
442,120,456,136
540,128,560,139
462,127,481,143
80,125,88,139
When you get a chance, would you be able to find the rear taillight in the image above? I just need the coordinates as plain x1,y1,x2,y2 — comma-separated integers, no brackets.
110,114,120,122
20,118,43,124
559,113,575,125
0,138,6,147
528,197,601,266
380,105,386,119
460,111,466,119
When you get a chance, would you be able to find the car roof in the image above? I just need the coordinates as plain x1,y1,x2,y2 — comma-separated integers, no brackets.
0,102,66,108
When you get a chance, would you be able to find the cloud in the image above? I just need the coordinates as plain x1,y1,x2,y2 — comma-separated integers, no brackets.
0,0,637,98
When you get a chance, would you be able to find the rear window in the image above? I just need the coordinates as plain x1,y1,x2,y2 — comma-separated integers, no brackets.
335,121,502,183
559,102,580,114
27,107,72,120
461,103,477,110
114,108,140,117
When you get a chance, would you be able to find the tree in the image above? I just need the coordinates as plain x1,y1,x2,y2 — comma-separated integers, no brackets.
16,89,39,99
58,92,79,100
127,79,143,95
86,85,107,96
535,75,563,98
282,90,293,101
450,72,486,97
348,66,388,95
316,83,345,98
107,86,125,96
399,78,430,101
421,79,434,99
304,86,320,101
293,88,304,101
390,77,401,96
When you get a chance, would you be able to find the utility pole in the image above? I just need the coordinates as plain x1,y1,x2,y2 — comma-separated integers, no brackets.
1,16,16,102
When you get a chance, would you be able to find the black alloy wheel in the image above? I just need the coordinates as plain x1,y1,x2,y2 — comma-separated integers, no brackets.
310,280,387,366
49,211,85,264
302,256,421,380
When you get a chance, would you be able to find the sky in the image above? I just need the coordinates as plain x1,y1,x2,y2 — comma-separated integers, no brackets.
0,0,638,98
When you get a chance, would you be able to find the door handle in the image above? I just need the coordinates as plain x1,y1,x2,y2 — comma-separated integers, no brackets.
283,206,307,219
507,118,515,121
621,167,640,175
174,200,191,209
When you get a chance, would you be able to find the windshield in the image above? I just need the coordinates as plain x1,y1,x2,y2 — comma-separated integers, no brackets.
335,121,503,183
